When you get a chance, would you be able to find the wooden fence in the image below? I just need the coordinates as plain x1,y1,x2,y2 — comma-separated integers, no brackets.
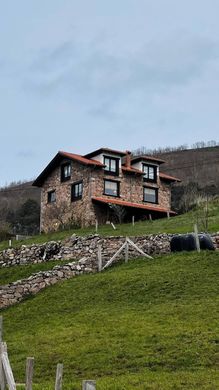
97,236,153,271
0,239,153,389
0,316,96,390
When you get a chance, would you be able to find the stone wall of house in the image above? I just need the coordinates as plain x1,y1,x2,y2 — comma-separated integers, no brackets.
41,161,101,232
0,258,94,309
40,155,173,231
92,168,172,213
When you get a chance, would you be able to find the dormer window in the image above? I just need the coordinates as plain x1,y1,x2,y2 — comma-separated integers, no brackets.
142,164,157,182
61,163,71,182
104,156,119,176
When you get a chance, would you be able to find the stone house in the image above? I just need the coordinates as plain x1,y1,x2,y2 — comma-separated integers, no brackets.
33,147,180,232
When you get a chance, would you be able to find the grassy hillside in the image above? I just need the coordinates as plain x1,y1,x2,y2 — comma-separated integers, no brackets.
0,197,218,252
1,251,219,389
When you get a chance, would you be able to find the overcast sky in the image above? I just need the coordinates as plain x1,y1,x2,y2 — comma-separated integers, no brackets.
0,0,219,186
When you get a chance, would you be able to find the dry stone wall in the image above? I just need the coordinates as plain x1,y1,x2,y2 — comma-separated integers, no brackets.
0,233,218,309
0,234,173,269
0,258,94,309
0,233,218,269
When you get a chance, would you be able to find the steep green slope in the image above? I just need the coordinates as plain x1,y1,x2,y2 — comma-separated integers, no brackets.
1,251,219,389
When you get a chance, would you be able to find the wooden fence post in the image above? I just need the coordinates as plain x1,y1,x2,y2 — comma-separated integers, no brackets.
125,238,129,263
25,357,34,390
82,380,96,390
0,317,6,390
95,220,98,233
132,216,135,226
55,363,63,390
1,342,16,390
194,224,200,252
97,244,102,272
0,343,6,390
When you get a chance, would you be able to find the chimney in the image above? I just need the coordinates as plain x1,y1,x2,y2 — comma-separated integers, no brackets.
125,150,132,168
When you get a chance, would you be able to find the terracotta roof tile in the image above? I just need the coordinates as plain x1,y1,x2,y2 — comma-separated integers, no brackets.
159,172,181,182
92,196,176,215
59,151,104,166
122,166,144,175
131,155,166,165
84,147,127,158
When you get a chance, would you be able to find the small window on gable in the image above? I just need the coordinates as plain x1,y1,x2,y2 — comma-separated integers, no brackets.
143,187,158,204
61,163,71,182
48,190,56,203
104,156,119,176
71,181,83,201
104,179,120,197
142,164,157,182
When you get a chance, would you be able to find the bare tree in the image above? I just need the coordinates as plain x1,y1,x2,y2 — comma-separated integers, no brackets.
109,204,127,224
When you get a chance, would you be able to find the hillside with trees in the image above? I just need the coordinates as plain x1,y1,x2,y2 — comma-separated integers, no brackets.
0,143,218,237
0,181,40,237
133,143,219,212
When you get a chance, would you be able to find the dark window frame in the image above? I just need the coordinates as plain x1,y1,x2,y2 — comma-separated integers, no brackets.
103,179,120,197
71,180,83,202
143,187,158,204
103,155,120,176
61,162,71,182
142,163,157,183
48,190,56,203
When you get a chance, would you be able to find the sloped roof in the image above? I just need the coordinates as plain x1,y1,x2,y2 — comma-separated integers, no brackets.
131,155,166,165
159,172,181,182
92,196,176,214
33,151,104,187
84,147,127,158
122,166,144,175
59,151,104,166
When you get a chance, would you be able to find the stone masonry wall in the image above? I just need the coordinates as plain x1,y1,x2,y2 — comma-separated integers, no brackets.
40,155,173,232
1,233,218,270
41,161,100,232
0,258,94,309
0,234,173,269
0,233,218,309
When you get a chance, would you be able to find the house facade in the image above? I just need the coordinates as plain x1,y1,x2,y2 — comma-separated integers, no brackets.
33,148,180,232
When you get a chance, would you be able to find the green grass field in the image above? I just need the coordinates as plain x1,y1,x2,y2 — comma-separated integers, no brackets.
0,197,218,252
1,251,219,389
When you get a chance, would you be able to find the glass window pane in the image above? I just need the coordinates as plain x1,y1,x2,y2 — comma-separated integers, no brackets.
48,191,56,203
105,180,118,196
144,188,157,203
110,159,116,172
105,158,110,170
72,182,83,200
104,157,119,174
148,167,155,180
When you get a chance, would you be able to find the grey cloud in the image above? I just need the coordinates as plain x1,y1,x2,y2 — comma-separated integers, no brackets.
25,33,219,116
